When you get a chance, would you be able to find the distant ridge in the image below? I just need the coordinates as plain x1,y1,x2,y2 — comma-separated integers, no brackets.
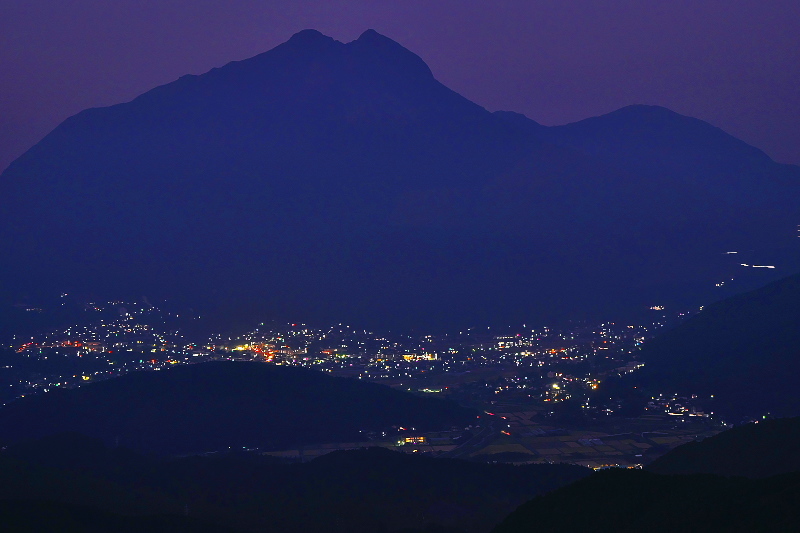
1,29,798,329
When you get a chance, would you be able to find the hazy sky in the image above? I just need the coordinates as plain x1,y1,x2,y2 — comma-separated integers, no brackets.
2,0,799,172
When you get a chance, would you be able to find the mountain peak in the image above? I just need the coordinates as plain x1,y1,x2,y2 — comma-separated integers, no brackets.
2,28,797,331
350,29,433,80
608,104,693,122
356,28,390,42
285,28,338,49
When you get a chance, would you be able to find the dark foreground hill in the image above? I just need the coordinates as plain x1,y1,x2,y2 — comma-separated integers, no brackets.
647,417,800,478
0,361,475,454
1,29,798,330
492,468,800,533
0,500,232,533
620,273,800,419
1,434,590,533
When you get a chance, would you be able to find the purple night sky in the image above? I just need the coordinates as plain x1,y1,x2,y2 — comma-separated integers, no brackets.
2,1,799,172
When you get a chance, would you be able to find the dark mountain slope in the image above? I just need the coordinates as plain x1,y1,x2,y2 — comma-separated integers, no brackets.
0,452,176,518
1,30,797,329
0,361,475,454
0,501,232,533
621,272,800,419
647,417,800,478
492,468,800,533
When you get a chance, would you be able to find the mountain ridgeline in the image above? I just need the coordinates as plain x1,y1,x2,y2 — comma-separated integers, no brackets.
2,29,798,329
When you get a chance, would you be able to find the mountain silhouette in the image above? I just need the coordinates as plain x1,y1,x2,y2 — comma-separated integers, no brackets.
1,29,798,329
0,501,232,533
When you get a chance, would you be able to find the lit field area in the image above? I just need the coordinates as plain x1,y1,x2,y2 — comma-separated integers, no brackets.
465,412,720,468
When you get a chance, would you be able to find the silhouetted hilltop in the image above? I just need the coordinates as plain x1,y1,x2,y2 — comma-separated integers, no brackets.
0,361,475,454
1,433,590,533
553,105,786,181
1,29,798,329
647,417,800,478
622,273,800,419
